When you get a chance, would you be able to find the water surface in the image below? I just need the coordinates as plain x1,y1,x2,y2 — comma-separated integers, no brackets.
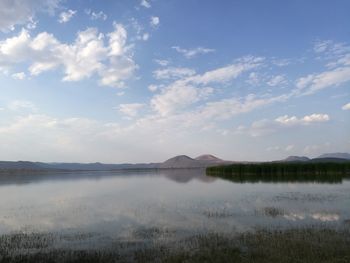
1,169,349,248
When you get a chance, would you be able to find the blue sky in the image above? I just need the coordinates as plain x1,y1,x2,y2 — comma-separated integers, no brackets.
0,0,349,163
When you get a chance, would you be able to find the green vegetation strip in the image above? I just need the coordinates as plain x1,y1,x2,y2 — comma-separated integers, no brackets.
206,162,350,183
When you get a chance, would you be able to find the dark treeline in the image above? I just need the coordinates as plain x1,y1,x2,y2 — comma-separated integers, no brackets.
206,162,350,183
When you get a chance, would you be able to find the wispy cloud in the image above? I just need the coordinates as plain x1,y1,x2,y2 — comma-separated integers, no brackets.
140,0,151,8
11,72,26,80
8,100,37,112
58,9,76,23
0,0,61,32
172,46,215,59
153,67,196,80
237,113,330,137
118,103,145,118
85,9,107,21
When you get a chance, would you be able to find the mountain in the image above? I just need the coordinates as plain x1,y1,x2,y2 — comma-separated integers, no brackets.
158,155,208,169
317,153,350,160
0,161,48,171
195,154,223,163
283,156,310,162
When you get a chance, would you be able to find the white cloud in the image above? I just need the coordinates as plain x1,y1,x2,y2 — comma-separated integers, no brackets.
246,72,260,86
148,56,266,118
0,0,61,32
154,59,169,66
342,102,350,110
58,9,76,23
239,113,330,137
0,24,137,87
141,33,149,41
151,84,213,116
172,46,215,59
275,114,330,125
8,100,37,111
153,67,196,80
267,75,287,87
314,40,350,55
190,56,264,85
295,67,350,95
148,84,158,92
118,103,145,118
150,16,159,27
11,72,26,80
140,0,151,8
85,10,107,21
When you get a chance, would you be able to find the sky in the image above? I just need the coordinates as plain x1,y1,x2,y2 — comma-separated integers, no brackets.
0,0,349,163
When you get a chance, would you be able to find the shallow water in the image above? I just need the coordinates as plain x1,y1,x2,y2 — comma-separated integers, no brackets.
0,169,349,248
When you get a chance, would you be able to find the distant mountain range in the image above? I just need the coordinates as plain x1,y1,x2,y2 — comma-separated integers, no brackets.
281,152,350,162
0,152,349,172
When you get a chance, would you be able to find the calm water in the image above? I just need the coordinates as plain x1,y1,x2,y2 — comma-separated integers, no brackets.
0,169,349,248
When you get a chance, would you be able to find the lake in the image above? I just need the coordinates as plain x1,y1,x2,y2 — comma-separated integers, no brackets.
1,169,350,261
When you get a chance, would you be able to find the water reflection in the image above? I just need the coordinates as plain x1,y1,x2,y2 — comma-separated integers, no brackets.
0,169,215,187
0,169,349,245
208,172,350,183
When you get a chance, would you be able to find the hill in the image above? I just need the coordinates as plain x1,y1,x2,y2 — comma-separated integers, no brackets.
158,155,206,169
283,156,310,162
195,154,224,163
317,153,350,160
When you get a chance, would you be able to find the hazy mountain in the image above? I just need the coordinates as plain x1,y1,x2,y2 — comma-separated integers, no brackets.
311,157,350,163
317,153,350,160
1,152,349,172
158,155,209,169
195,154,223,162
283,156,310,162
0,161,48,171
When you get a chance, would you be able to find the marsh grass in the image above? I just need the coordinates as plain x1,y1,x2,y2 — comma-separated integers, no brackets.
256,207,285,218
1,227,350,263
206,162,350,183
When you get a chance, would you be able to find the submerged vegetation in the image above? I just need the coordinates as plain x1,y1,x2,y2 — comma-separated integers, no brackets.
0,227,350,263
206,161,350,183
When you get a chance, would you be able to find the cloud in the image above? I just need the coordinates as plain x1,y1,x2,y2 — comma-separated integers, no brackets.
150,16,159,27
148,56,265,118
140,0,151,8
85,9,107,21
151,84,213,116
118,103,145,118
267,75,287,87
0,24,137,87
342,102,350,110
0,0,61,32
148,84,158,92
58,9,76,23
246,72,260,86
172,46,215,59
153,67,196,80
275,114,330,125
190,56,264,84
8,100,37,111
239,113,330,137
295,67,350,95
11,72,26,80
154,59,169,67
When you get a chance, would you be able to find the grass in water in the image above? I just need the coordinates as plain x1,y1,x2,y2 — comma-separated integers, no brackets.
0,227,350,262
